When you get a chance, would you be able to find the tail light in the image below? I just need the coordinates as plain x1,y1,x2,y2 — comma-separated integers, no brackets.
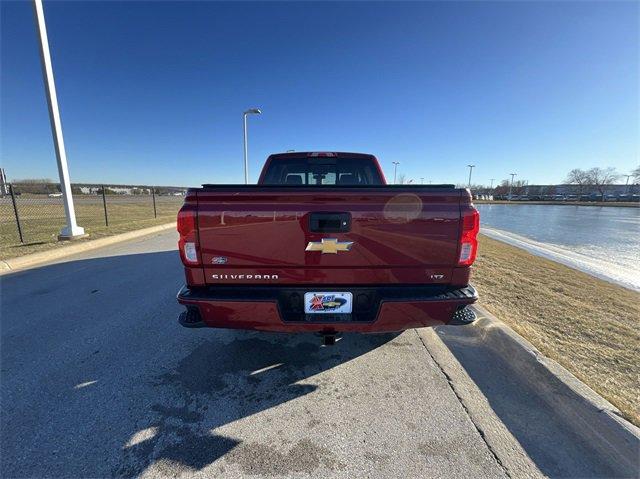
177,205,200,265
458,206,479,266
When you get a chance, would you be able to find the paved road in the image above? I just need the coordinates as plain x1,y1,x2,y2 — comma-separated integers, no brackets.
0,230,631,478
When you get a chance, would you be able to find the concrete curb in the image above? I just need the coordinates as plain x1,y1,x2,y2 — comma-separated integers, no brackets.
421,305,639,477
0,222,175,275
417,326,543,478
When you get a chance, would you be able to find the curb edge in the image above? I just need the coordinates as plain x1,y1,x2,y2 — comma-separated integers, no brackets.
0,222,175,275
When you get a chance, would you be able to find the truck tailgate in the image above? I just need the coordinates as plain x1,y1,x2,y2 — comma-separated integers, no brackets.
195,187,464,285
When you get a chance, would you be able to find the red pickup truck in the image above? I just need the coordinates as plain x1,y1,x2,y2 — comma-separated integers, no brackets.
176,152,479,343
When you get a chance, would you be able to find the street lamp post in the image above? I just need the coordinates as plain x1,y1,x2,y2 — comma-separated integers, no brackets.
392,161,400,184
33,0,84,240
467,164,475,188
509,173,517,200
490,178,495,189
243,108,261,184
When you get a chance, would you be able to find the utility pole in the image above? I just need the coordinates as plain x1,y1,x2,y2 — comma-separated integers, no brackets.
392,162,400,184
467,164,475,188
509,173,517,200
242,108,261,184
0,167,7,197
33,0,84,239
490,178,495,189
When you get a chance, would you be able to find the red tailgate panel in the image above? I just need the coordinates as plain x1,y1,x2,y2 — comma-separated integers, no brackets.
196,189,462,286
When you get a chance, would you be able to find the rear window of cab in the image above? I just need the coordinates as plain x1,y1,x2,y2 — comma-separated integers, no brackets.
262,158,383,186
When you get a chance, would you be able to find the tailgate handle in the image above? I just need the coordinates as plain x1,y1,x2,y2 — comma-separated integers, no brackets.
309,212,351,233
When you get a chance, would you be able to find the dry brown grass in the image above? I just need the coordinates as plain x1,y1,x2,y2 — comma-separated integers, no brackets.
473,234,640,426
0,216,176,260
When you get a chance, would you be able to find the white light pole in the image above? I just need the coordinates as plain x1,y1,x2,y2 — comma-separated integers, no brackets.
490,178,495,189
33,0,84,239
509,172,517,200
243,108,261,184
467,164,475,188
392,161,400,184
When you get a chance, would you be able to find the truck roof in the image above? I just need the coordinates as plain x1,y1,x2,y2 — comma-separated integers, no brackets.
267,151,376,160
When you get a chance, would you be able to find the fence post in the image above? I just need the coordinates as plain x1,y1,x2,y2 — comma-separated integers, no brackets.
152,187,157,218
9,184,24,244
101,185,108,227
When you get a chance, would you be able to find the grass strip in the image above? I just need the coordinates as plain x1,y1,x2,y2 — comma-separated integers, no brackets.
1,198,181,260
473,234,640,426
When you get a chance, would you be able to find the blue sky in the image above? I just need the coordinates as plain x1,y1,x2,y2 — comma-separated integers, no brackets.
1,1,638,187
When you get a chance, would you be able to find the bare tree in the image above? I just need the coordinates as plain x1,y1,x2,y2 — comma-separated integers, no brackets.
397,174,406,185
492,179,510,196
512,179,528,195
14,178,55,184
632,165,640,182
12,178,59,195
565,168,590,196
586,167,619,201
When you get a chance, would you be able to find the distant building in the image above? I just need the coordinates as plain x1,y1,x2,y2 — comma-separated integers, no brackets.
79,186,101,195
521,184,638,196
474,183,639,199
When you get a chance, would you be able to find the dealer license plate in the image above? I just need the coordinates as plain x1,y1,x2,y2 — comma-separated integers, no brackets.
304,292,353,314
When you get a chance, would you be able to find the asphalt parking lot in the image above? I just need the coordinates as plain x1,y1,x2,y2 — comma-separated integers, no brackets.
1,230,636,478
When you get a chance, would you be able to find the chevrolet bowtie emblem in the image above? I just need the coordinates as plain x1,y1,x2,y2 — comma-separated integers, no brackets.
305,238,354,254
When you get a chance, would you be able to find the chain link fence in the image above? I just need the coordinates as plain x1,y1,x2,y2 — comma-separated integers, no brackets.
1,182,186,257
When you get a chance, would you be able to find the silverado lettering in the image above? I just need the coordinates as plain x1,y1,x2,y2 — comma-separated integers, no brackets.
211,274,279,280
176,152,479,337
